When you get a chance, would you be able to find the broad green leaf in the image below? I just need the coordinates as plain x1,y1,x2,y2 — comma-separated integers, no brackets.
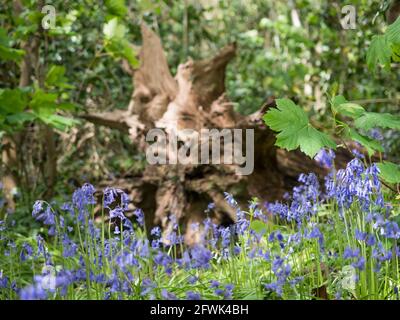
263,99,336,158
39,114,79,131
366,35,392,71
392,43,400,62
103,18,126,39
121,40,139,67
334,103,365,119
0,88,28,114
386,16,400,44
377,161,400,184
105,38,139,68
6,112,36,125
45,65,74,89
346,127,384,156
30,89,58,115
354,112,400,130
0,45,25,61
331,95,347,109
0,27,25,62
105,0,127,17
250,220,267,234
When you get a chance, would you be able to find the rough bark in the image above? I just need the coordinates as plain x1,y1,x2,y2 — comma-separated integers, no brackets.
85,24,352,244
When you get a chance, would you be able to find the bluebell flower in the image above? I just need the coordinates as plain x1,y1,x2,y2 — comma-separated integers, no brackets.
161,289,178,300
191,245,212,269
19,283,48,300
188,276,198,284
314,149,335,169
133,208,145,227
382,221,400,239
224,192,238,208
141,278,156,296
0,271,8,289
219,226,231,248
62,234,78,258
151,226,161,238
186,291,201,300
20,243,33,262
352,256,366,270
32,201,43,217
343,247,360,259
366,234,376,246
109,207,125,220
368,129,383,141
355,229,367,241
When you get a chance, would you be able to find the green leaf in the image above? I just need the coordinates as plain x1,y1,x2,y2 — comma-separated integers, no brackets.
0,27,25,62
105,38,139,68
250,220,267,234
0,88,28,114
30,89,58,115
45,65,74,89
39,114,79,131
354,112,400,130
377,161,400,184
366,35,392,71
392,43,400,62
346,127,384,157
331,95,347,109
105,0,127,17
5,112,36,125
103,18,126,39
386,16,400,44
334,103,365,119
263,98,336,158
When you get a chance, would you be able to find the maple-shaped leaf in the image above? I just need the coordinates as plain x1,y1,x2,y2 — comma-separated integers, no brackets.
263,99,336,158
366,35,392,71
377,161,400,184
354,112,400,130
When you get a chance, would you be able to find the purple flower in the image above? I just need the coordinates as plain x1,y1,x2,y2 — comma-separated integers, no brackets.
191,245,212,269
133,208,145,227
161,289,178,300
186,291,201,300
224,192,238,208
314,149,335,169
343,247,360,259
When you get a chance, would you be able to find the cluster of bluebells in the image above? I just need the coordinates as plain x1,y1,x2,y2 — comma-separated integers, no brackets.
0,150,399,300
265,172,320,224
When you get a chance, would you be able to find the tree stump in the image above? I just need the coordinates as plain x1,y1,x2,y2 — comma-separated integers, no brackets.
83,25,351,244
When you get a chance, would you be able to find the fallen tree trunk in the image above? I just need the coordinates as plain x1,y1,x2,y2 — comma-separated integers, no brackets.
84,24,351,244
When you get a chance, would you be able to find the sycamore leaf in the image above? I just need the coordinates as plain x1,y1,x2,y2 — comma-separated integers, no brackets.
354,112,400,130
6,112,36,125
367,35,392,71
331,95,348,109
105,0,127,17
334,103,365,119
386,16,400,44
39,114,79,131
346,127,384,156
29,89,57,114
263,98,336,158
377,161,400,184
0,28,25,62
0,88,28,114
103,18,126,39
392,43,400,62
45,65,74,89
